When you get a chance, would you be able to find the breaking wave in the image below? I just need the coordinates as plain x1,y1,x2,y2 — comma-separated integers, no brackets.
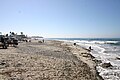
74,40,120,46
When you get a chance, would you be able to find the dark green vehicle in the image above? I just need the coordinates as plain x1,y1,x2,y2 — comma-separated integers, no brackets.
7,36,18,47
0,31,19,48
7,32,18,47
0,35,8,49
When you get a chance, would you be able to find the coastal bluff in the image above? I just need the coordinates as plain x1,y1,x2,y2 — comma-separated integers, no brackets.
0,40,103,80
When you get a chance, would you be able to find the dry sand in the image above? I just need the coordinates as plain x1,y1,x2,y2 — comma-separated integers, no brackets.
0,40,103,80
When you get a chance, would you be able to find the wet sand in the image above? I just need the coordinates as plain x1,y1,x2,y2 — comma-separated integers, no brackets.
0,40,103,80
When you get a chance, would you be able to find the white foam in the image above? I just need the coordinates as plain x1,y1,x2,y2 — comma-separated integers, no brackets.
61,39,120,80
105,41,119,44
74,40,119,45
72,40,120,80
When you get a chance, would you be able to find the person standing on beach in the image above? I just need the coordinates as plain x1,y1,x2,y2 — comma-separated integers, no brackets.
42,39,44,43
89,46,93,52
89,46,92,50
74,43,76,45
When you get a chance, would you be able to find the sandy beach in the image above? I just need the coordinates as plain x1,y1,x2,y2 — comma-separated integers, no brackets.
0,40,103,80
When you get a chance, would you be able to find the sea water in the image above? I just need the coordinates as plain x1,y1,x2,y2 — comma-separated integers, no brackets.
49,38,120,80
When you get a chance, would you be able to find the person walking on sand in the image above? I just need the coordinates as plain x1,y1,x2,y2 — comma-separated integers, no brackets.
42,39,44,43
74,43,76,45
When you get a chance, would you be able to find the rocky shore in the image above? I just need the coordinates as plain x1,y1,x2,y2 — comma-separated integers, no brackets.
0,40,103,80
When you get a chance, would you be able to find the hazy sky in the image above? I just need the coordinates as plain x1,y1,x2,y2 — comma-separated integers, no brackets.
0,0,120,38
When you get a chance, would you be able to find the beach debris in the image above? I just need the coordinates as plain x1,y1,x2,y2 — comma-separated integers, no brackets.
38,41,43,43
8,77,24,80
115,57,120,60
93,59,102,64
82,53,89,57
0,60,9,68
83,48,91,52
81,52,94,58
54,50,61,52
101,62,113,68
14,63,22,67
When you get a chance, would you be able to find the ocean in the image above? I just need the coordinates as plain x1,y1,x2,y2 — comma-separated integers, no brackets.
48,38,120,80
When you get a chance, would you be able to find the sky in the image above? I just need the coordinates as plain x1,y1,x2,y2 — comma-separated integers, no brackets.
0,0,120,38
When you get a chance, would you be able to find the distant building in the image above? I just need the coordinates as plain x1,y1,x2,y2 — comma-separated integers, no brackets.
31,36,43,40
16,35,27,41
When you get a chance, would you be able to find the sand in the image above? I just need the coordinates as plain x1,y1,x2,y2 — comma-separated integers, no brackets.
0,40,103,80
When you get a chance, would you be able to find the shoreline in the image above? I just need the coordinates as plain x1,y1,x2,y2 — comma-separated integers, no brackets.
0,40,103,80
59,40,103,80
